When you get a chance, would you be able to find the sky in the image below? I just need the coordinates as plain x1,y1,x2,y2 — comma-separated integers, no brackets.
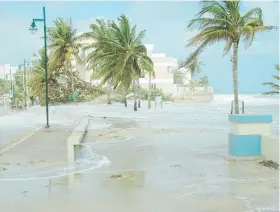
0,1,279,93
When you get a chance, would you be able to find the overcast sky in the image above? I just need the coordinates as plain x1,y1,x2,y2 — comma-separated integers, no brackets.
0,1,279,93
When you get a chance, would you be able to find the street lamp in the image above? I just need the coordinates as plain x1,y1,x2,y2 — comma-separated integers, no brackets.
19,59,28,110
29,6,49,128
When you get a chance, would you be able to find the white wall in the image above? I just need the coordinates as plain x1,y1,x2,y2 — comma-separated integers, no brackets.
261,135,279,163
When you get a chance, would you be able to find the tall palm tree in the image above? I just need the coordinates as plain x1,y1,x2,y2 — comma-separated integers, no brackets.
173,69,186,92
185,0,274,114
263,65,280,95
82,19,114,104
83,15,153,111
47,18,81,104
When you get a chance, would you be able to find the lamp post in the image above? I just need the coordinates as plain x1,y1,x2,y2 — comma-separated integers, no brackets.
19,59,27,110
9,69,13,99
29,6,49,128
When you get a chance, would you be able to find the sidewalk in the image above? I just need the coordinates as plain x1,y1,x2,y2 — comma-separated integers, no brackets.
0,124,75,169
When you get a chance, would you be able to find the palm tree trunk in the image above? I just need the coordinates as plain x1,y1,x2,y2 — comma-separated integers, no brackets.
124,98,127,107
123,87,127,107
107,80,112,104
70,62,76,105
122,87,127,107
232,42,239,114
137,79,140,108
148,72,151,109
133,79,137,111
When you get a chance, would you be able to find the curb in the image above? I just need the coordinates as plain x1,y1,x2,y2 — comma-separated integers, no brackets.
67,115,91,163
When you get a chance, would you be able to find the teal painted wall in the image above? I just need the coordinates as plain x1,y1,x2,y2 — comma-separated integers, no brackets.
228,134,261,157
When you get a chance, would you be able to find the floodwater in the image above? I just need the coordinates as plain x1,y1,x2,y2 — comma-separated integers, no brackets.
0,94,279,212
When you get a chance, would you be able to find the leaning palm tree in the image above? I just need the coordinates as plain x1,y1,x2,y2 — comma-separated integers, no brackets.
199,76,209,94
83,15,154,111
82,19,115,104
185,0,275,114
188,80,199,99
263,65,280,95
110,16,154,111
181,55,204,79
173,69,186,92
47,18,81,104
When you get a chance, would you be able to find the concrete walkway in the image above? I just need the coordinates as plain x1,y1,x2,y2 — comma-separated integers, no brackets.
0,124,75,169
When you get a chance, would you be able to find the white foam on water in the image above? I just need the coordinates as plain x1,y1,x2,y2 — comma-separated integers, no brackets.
212,94,279,106
0,144,110,181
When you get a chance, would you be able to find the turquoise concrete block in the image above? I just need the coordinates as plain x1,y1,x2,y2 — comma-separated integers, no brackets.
228,114,272,123
228,133,261,156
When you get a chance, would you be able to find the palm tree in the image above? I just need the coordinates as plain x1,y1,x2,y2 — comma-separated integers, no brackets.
263,65,280,95
148,72,152,109
199,76,209,94
181,55,204,79
81,19,114,104
47,18,81,104
173,69,186,92
185,0,275,114
83,15,153,111
137,79,141,108
188,80,199,98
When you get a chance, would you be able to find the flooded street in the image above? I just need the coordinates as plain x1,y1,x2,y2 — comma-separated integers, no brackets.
0,95,279,212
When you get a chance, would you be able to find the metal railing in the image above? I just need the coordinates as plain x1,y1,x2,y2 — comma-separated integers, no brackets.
230,100,244,114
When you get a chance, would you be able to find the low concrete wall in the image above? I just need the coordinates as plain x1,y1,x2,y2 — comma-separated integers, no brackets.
67,116,90,163
261,135,279,163
228,114,272,157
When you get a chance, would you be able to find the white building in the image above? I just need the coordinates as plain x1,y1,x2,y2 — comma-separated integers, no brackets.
0,64,18,80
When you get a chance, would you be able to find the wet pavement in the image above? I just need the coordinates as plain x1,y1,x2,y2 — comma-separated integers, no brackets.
0,116,279,212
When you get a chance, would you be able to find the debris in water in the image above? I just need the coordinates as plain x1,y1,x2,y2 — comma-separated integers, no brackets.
259,160,279,169
109,174,124,179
